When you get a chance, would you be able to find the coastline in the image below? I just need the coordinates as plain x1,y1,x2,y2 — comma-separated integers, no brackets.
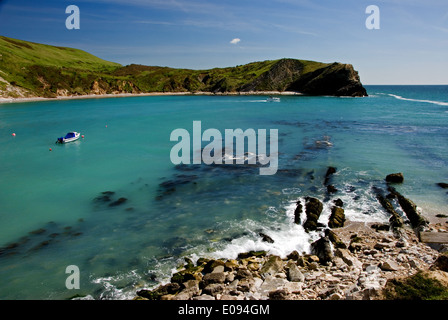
133,175,448,301
0,91,302,105
134,219,448,301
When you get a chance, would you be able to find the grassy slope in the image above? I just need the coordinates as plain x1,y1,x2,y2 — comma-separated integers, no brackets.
0,36,122,97
0,35,341,98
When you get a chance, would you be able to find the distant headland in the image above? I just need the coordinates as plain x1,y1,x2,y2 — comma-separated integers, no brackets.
0,35,367,101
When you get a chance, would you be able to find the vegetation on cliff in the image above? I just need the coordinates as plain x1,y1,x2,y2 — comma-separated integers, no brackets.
0,35,367,99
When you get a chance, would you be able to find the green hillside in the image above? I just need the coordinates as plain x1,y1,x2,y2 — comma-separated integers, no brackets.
0,36,367,98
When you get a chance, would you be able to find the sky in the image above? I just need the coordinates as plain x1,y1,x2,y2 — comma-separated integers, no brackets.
0,0,447,84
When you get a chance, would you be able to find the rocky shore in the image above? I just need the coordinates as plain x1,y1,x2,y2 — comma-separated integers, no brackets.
134,172,448,301
135,221,447,301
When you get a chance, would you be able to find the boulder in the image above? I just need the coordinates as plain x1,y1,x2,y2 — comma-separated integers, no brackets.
236,267,253,280
430,254,448,272
192,294,215,300
303,197,324,232
327,229,347,249
268,289,290,300
202,259,226,274
237,251,267,259
259,276,288,297
260,255,284,277
259,232,274,243
380,259,401,272
385,173,404,183
328,206,345,228
375,193,404,229
136,282,181,300
287,262,305,282
311,236,333,265
286,250,300,261
335,248,362,269
333,198,344,207
173,280,200,300
202,272,226,286
202,283,225,296
171,270,199,284
388,186,428,229
437,183,448,189
294,200,303,224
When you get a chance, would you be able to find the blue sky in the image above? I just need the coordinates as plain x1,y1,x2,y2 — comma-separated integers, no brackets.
0,0,447,84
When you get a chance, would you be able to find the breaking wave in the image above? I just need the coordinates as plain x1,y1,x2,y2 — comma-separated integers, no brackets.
387,94,448,106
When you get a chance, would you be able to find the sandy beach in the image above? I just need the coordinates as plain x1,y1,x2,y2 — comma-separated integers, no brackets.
0,91,302,104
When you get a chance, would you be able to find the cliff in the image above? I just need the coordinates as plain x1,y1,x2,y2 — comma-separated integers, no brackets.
0,36,367,99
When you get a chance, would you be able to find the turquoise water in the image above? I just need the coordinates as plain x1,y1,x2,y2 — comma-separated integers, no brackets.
0,86,447,299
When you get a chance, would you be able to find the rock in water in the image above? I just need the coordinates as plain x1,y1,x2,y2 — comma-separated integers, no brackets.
386,173,404,183
324,167,337,185
294,200,303,224
333,198,344,207
303,197,323,232
259,232,274,243
437,183,448,189
389,187,428,229
375,192,404,230
108,197,128,207
328,206,345,228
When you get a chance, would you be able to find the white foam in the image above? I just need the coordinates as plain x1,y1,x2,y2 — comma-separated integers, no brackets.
91,269,143,300
209,222,313,260
388,94,448,106
281,187,302,195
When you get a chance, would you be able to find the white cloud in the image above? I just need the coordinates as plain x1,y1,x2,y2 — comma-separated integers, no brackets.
230,38,241,45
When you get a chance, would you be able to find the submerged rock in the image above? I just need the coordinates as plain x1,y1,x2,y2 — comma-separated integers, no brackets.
93,191,115,203
386,173,404,184
324,166,337,185
109,197,128,207
327,185,338,194
294,200,303,224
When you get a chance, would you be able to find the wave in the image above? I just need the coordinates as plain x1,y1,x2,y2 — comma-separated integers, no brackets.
387,94,448,106
207,215,315,260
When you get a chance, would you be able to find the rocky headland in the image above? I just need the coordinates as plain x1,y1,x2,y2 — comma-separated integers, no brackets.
134,172,448,301
0,36,367,100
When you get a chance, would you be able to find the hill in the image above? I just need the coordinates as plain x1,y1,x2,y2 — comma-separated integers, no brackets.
0,36,367,99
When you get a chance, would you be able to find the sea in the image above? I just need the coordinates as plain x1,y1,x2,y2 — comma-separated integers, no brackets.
0,85,447,300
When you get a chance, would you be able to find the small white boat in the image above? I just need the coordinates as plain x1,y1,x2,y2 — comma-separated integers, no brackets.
56,131,80,144
267,96,280,102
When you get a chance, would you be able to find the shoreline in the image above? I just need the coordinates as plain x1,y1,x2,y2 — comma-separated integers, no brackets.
0,91,302,105
133,177,448,301
134,219,448,301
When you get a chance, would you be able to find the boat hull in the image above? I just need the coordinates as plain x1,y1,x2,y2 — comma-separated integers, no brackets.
58,132,81,144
